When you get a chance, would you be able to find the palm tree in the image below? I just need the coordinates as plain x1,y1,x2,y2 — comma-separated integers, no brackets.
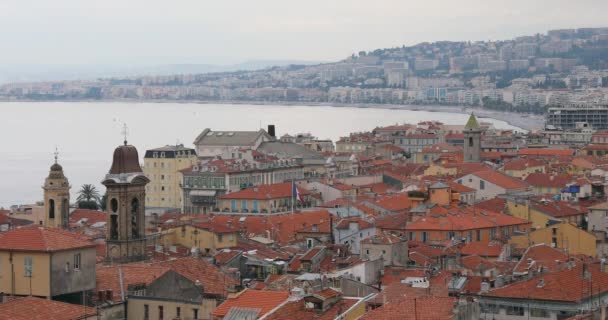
77,184,101,209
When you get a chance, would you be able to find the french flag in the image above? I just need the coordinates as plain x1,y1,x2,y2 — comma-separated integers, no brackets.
292,180,303,202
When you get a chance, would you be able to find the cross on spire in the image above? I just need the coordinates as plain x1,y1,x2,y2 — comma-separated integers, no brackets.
122,123,129,145
54,146,59,164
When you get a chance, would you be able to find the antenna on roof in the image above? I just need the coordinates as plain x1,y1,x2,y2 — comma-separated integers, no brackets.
121,123,129,145
54,146,59,164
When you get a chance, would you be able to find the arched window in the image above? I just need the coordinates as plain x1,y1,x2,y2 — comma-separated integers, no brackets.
62,198,69,227
48,199,55,219
131,198,140,239
111,198,118,213
469,137,474,147
110,215,118,240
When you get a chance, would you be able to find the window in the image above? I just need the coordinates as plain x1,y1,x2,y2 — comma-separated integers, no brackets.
158,306,164,320
421,232,428,243
193,309,199,320
144,305,149,320
490,228,496,240
218,234,223,242
468,137,474,147
382,250,386,254
506,306,524,316
48,199,55,219
481,303,499,314
231,200,237,211
408,232,415,241
530,308,549,318
479,180,485,190
476,229,481,241
366,249,370,255
241,200,247,210
74,253,81,271
176,307,181,318
252,200,258,212
24,256,33,277
161,174,165,180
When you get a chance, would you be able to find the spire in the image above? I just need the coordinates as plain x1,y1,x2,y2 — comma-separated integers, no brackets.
465,112,480,130
122,123,129,146
53,146,59,164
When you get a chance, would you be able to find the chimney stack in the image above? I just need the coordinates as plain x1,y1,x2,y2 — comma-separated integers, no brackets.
268,125,276,138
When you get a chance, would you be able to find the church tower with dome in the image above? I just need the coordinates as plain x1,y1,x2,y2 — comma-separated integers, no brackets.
43,151,71,228
102,139,150,263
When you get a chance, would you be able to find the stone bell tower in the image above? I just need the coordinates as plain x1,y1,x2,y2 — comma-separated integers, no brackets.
43,151,70,228
464,113,482,163
102,139,150,263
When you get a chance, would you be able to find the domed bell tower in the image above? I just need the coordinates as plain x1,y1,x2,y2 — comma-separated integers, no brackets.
43,151,70,228
102,139,150,263
464,113,482,163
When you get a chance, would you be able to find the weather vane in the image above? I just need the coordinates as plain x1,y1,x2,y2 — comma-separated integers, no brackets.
54,146,59,164
122,123,129,145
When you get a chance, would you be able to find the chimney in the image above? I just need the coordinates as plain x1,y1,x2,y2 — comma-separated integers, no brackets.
267,125,276,138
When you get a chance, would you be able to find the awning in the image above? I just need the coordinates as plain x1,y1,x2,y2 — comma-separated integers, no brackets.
190,190,217,197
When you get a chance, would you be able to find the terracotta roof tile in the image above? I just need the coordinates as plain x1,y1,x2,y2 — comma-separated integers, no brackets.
0,296,97,320
211,289,289,317
518,148,575,156
264,296,357,320
468,170,528,190
218,182,310,200
0,226,95,252
361,296,456,320
460,241,503,257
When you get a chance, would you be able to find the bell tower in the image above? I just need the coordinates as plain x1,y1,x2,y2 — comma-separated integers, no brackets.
43,149,70,228
464,113,482,163
102,139,150,263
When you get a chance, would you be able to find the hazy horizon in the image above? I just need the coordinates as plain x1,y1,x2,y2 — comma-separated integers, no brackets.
1,0,608,67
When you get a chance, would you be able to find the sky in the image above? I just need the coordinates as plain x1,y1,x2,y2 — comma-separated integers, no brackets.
1,0,608,66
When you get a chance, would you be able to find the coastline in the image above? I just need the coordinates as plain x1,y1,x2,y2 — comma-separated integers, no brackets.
0,98,544,131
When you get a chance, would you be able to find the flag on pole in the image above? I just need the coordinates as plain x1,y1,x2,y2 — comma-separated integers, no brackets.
292,180,303,202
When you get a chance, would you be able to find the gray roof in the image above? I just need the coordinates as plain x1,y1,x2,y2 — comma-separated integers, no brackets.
257,141,324,159
223,307,261,320
193,128,271,146
147,144,195,152
429,182,450,189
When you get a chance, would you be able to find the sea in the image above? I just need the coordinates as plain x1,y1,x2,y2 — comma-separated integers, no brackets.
0,102,524,208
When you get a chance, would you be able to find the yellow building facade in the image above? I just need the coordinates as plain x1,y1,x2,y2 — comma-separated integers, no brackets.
143,145,197,209
162,224,238,256
509,222,596,257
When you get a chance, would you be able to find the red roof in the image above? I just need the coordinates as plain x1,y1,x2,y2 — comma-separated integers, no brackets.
96,264,170,302
214,249,242,265
468,170,528,190
335,217,374,230
211,289,289,317
485,264,608,302
219,182,310,200
503,158,546,171
264,296,357,320
406,206,529,232
518,148,574,156
446,181,475,193
361,296,456,320
69,209,107,226
381,267,426,286
153,257,238,296
362,193,415,212
0,226,95,252
210,210,331,245
512,244,570,275
460,241,503,257
524,173,574,188
460,255,497,271
0,296,97,320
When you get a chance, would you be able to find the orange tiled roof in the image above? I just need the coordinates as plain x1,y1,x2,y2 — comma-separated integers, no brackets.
460,241,503,257
524,173,574,188
96,264,170,302
381,267,426,286
68,209,107,226
210,210,331,245
503,158,546,171
518,148,574,156
361,296,456,320
335,217,374,230
0,296,97,320
460,255,496,271
512,244,570,275
468,170,528,190
485,264,608,302
218,182,310,200
264,296,357,320
211,289,289,317
405,206,529,232
152,257,239,296
0,226,95,252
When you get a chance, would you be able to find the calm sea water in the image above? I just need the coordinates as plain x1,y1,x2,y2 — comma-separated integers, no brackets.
0,102,523,208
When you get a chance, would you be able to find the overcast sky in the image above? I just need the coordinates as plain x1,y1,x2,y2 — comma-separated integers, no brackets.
1,0,607,66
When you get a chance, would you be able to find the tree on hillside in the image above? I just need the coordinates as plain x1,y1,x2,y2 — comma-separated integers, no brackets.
77,184,101,210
